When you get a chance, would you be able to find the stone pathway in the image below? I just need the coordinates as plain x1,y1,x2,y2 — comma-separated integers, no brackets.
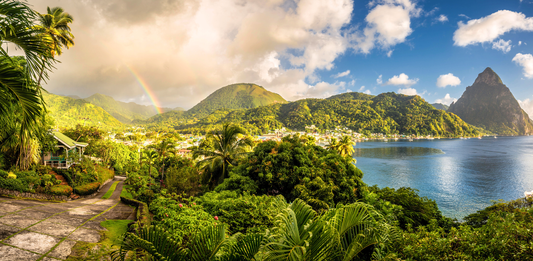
0,176,134,260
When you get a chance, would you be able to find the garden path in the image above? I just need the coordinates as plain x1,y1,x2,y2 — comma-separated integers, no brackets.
0,176,134,260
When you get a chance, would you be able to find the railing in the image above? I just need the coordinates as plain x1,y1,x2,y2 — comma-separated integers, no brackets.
44,159,72,169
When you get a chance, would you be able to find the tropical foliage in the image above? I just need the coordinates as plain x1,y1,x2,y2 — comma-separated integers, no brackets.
194,123,253,188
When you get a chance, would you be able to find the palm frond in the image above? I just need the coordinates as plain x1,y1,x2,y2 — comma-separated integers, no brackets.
189,224,228,261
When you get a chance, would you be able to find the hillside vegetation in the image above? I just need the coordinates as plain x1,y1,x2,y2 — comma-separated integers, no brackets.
187,83,287,118
158,92,479,136
84,93,175,123
43,92,124,129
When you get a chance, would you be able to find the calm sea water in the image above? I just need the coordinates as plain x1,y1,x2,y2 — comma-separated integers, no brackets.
354,136,533,219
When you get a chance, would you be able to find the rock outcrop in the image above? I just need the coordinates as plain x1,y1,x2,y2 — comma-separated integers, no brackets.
448,67,533,135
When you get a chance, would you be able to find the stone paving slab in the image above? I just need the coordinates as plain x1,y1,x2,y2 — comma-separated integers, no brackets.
28,221,77,238
0,214,40,228
0,178,133,260
81,220,107,231
46,213,87,227
47,239,77,260
0,223,21,240
0,203,27,215
15,209,56,220
0,244,40,261
68,228,101,243
5,230,60,254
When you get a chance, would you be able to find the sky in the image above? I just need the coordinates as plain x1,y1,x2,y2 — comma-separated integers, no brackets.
24,0,533,115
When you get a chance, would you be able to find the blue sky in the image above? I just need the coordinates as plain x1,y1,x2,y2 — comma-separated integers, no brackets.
29,0,533,114
316,0,533,107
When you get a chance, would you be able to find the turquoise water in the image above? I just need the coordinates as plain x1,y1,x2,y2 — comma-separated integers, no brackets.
355,136,533,219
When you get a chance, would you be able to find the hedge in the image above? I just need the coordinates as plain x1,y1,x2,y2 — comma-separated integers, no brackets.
0,178,28,192
50,185,73,196
74,182,101,196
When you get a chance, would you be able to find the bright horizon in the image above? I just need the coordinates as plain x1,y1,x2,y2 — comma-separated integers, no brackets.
26,0,533,115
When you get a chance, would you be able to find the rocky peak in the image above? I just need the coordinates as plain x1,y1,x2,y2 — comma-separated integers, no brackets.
473,67,503,86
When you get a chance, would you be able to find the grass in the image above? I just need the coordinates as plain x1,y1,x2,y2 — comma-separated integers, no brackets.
100,219,132,246
120,184,133,199
102,181,119,199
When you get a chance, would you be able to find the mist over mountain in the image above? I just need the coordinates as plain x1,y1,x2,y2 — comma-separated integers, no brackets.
431,103,449,111
448,68,533,135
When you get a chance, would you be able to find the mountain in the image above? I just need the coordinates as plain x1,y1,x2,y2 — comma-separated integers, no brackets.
448,67,533,135
327,92,374,101
43,92,124,129
187,83,287,117
166,92,479,137
66,95,82,99
431,103,449,111
83,93,173,123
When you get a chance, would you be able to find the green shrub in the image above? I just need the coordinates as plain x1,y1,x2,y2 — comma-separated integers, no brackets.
0,170,7,178
74,182,101,195
196,190,285,234
0,178,28,192
464,197,533,227
7,172,16,179
95,164,114,183
149,193,216,246
50,185,73,196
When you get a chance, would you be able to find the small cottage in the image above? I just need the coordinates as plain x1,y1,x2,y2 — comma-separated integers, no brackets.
42,132,88,169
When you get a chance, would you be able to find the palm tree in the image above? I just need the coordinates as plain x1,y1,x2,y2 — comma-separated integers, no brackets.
336,135,355,157
34,6,74,85
0,1,55,169
151,139,175,181
141,150,158,177
264,199,393,261
111,224,263,261
193,123,252,188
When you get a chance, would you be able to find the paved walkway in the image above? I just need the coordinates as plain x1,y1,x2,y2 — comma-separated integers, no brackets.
0,176,134,260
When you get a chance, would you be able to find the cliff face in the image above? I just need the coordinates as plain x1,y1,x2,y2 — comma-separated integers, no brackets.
448,67,533,135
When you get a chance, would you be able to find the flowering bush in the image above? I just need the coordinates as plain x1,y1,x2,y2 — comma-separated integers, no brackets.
50,185,73,196
74,182,101,195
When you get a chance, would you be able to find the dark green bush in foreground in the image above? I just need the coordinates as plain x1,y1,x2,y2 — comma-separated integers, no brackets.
0,178,28,192
196,190,285,234
74,182,101,195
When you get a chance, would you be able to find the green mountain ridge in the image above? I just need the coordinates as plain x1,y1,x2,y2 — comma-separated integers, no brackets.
83,93,176,123
186,83,287,118
327,92,374,101
448,67,533,135
145,91,479,137
43,92,124,130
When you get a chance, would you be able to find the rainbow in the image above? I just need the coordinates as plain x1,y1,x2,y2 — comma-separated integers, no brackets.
125,65,163,114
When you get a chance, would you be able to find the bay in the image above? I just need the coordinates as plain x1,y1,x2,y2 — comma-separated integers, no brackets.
355,136,533,220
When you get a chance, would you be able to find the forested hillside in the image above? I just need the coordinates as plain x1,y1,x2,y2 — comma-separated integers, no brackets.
187,83,287,118
163,92,479,136
43,92,124,129
84,93,174,123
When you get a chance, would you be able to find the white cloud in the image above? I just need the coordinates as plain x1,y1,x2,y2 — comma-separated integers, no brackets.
492,39,512,53
26,0,359,108
364,90,372,95
376,74,383,84
349,80,356,86
519,41,522,45
518,98,533,120
387,50,393,57
453,10,533,47
358,86,366,91
353,0,421,53
333,70,350,78
436,73,461,87
434,93,457,105
385,73,419,86
398,87,418,96
437,14,448,23
459,14,470,19
513,53,533,78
